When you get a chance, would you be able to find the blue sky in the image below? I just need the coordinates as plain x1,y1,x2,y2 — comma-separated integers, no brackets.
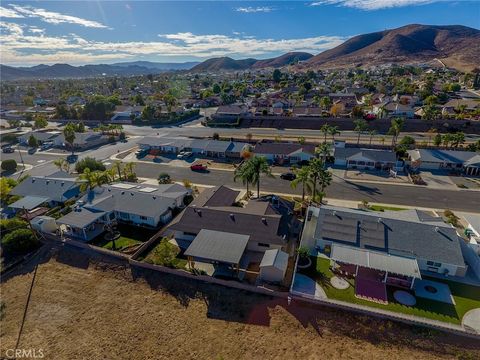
1,1,479,65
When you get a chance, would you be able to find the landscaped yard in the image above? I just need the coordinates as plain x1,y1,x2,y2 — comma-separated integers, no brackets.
368,205,407,212
90,224,156,251
143,237,188,270
298,256,480,324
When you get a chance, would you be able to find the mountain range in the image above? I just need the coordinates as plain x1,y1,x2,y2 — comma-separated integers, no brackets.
0,61,200,81
1,24,479,80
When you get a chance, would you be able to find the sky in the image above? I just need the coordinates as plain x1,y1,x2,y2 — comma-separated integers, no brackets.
0,1,479,66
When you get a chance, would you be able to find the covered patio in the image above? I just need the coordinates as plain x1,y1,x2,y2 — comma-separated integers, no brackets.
330,245,422,304
184,229,250,279
57,208,108,241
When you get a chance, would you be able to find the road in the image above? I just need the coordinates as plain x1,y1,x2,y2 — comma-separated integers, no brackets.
129,161,480,212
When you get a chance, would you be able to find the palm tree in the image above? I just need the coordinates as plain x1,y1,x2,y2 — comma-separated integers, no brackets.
308,158,324,202
317,168,333,203
388,117,405,149
233,160,254,194
247,156,274,198
123,162,136,181
354,119,368,145
78,168,107,193
113,160,123,180
320,124,331,143
53,158,70,173
328,126,340,143
368,129,377,146
316,142,331,166
63,123,76,155
290,166,312,202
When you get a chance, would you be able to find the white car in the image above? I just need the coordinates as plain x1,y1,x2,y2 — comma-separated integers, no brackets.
177,151,186,159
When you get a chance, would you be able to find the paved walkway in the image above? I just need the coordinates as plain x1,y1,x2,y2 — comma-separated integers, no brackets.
462,308,480,334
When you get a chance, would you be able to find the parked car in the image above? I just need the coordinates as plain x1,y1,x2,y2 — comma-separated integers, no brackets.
67,154,78,163
40,142,53,151
190,164,208,171
183,151,193,159
135,149,148,158
280,172,296,181
27,147,37,155
177,151,186,159
2,146,14,153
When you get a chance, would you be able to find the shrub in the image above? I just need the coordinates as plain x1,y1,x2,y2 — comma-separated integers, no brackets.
1,159,17,172
150,238,180,267
75,157,106,173
0,217,27,233
158,172,171,184
297,246,310,259
182,179,192,188
1,228,38,254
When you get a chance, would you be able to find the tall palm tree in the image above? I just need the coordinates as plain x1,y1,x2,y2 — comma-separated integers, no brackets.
317,168,333,203
290,166,312,202
316,142,331,167
53,158,70,173
123,162,136,181
113,160,123,180
354,119,368,145
233,160,254,194
308,158,324,202
368,130,377,146
388,117,405,148
247,156,274,198
78,168,107,193
320,124,331,143
328,126,340,143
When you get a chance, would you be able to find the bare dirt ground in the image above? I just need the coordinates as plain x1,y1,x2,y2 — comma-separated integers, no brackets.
1,246,479,360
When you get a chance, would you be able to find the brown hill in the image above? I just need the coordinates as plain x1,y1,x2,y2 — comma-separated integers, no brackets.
191,52,313,72
306,24,480,71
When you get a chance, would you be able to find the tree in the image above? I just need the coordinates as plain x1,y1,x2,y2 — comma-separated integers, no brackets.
290,166,312,202
150,238,180,267
320,96,331,110
212,83,221,94
330,103,343,117
351,105,364,119
28,135,38,148
0,177,16,201
328,126,340,143
78,168,108,192
113,160,123,180
158,173,171,184
433,133,442,147
123,162,137,182
316,167,332,203
320,124,331,143
63,123,76,155
75,157,106,173
368,129,377,145
272,69,282,83
33,117,48,129
1,159,17,172
76,121,86,133
353,119,368,145
1,228,38,254
243,156,273,198
451,132,465,148
245,133,253,142
234,160,255,194
212,132,220,140
53,158,70,173
308,158,323,202
316,142,331,165
400,136,416,148
387,117,405,148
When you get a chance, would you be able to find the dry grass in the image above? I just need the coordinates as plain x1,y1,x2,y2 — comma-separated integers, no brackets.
1,247,479,360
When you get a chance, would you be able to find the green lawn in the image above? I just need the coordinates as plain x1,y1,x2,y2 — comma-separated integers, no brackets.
368,205,407,212
299,257,480,324
102,237,142,250
89,224,156,251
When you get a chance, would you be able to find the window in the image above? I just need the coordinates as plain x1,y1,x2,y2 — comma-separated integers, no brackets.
140,216,148,220
427,261,434,266
434,262,441,267
258,243,270,248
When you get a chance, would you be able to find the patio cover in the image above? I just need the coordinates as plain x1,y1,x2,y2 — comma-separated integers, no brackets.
184,229,249,264
9,196,49,210
56,208,106,228
331,244,421,278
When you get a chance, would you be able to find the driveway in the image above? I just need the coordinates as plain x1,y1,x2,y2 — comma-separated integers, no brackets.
420,171,457,190
292,273,327,300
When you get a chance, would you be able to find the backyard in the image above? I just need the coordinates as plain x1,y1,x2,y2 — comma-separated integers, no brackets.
89,224,156,251
298,256,480,325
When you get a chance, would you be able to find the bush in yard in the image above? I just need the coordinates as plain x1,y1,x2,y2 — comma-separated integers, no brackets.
297,246,310,259
75,157,106,173
150,238,180,268
1,159,17,172
1,228,38,254
0,217,27,233
158,172,171,184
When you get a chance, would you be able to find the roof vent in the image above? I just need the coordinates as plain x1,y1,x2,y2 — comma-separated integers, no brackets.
229,213,235,221
121,191,125,195
153,196,156,200
435,226,440,233
332,210,337,216
61,182,65,186
46,180,50,184
197,210,202,216
131,192,134,196
262,217,267,224
377,218,383,224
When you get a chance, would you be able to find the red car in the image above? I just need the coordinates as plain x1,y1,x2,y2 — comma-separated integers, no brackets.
190,164,208,171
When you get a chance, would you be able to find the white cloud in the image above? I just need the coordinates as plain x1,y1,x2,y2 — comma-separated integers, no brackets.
0,25,347,65
9,4,109,28
235,6,275,13
0,5,24,18
309,0,445,10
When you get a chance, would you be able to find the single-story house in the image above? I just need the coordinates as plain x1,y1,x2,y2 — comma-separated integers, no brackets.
292,107,323,117
168,185,295,254
55,131,113,150
333,147,399,170
10,174,82,207
259,248,289,283
57,182,190,241
215,105,248,117
407,149,480,175
253,142,316,165
302,205,468,278
18,130,61,145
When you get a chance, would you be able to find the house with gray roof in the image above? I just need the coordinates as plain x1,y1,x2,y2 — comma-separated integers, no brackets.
302,205,468,278
57,182,190,241
253,141,316,165
334,147,400,170
10,174,82,206
407,149,480,175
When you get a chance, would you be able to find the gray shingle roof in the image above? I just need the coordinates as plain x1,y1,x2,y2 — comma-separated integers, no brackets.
10,176,80,203
408,149,479,164
9,195,50,210
57,208,106,228
313,205,465,267
254,142,315,156
184,229,249,264
334,148,396,162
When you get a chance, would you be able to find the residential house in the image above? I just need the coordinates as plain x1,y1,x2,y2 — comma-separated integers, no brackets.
168,186,295,254
407,149,480,175
302,205,468,278
292,107,323,117
19,130,61,145
55,131,114,150
57,182,190,241
10,173,82,207
253,142,316,165
333,147,400,170
215,104,248,117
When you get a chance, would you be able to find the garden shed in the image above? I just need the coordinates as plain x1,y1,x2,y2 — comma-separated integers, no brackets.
259,249,289,283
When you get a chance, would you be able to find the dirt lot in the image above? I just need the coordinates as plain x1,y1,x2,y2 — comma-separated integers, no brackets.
1,246,479,360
